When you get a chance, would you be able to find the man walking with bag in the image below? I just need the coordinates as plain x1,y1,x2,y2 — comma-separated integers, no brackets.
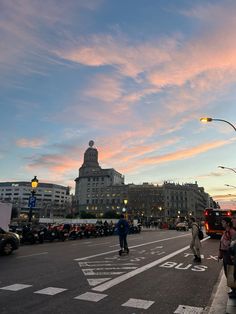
190,217,201,262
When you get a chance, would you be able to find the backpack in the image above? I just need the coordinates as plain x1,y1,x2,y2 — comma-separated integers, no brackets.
119,220,126,232
198,226,204,240
119,221,125,229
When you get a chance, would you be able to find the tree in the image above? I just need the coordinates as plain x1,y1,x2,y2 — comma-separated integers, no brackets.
79,210,96,219
103,210,120,219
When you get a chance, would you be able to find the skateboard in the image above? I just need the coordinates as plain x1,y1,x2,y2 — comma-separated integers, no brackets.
119,248,129,256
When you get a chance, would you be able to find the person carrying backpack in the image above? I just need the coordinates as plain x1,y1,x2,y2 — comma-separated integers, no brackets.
117,214,129,255
218,217,236,298
190,217,202,262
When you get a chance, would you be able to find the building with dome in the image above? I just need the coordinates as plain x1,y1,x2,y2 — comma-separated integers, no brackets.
74,141,127,216
75,141,214,220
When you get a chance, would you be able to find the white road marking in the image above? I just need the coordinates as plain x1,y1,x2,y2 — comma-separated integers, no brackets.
82,269,125,275
74,292,107,302
130,257,145,262
87,278,111,286
174,305,204,313
88,242,111,247
128,236,143,241
92,237,209,292
71,241,92,246
207,255,218,260
0,284,32,291
79,262,136,267
16,252,48,258
122,298,154,309
83,267,137,270
34,287,67,295
74,234,192,261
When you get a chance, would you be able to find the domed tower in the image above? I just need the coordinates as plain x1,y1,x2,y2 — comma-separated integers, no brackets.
74,141,125,215
75,140,102,205
81,140,100,170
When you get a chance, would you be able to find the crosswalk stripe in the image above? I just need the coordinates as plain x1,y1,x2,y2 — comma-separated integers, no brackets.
174,305,203,313
74,292,107,302
34,287,67,295
122,298,154,309
0,284,32,291
87,278,111,286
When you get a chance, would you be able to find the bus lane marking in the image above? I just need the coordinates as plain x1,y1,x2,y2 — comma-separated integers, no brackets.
160,261,207,272
74,233,191,261
92,237,209,292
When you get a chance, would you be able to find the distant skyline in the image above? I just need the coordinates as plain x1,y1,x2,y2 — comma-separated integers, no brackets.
1,0,236,209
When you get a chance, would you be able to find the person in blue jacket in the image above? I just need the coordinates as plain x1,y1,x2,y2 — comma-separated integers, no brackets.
117,214,129,255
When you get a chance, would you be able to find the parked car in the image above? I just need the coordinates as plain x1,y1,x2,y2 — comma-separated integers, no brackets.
0,227,20,255
176,221,189,231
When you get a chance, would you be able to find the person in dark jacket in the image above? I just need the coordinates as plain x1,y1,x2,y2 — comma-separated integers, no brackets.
228,233,236,298
219,217,236,298
117,214,129,255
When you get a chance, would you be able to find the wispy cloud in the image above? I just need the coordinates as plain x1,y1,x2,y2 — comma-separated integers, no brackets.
16,138,46,149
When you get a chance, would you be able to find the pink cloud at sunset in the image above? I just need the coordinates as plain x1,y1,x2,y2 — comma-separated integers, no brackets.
83,74,123,102
1,0,236,210
16,138,46,149
117,139,235,174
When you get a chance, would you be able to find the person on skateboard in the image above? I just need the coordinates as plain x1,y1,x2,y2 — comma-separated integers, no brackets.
117,213,129,255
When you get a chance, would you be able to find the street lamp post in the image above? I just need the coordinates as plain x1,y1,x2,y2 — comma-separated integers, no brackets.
225,184,236,189
200,117,236,131
28,176,39,223
219,166,236,174
123,199,128,220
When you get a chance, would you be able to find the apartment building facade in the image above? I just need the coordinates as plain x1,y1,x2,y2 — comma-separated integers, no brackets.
75,141,213,219
0,182,70,219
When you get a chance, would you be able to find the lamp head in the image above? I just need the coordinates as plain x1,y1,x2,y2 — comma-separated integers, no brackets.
123,199,128,205
31,176,39,189
200,117,213,123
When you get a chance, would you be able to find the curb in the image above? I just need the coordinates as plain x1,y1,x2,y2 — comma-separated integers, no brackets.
207,270,228,313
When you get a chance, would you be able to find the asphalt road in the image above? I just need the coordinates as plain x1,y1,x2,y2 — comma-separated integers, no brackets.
0,230,222,314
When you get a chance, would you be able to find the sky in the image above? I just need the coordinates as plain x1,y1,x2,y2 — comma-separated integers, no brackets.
1,0,236,209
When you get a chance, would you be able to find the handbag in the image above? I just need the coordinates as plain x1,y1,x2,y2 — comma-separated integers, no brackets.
227,265,236,289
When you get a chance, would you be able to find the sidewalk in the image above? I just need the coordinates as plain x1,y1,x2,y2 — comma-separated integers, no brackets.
207,271,236,314
142,227,236,313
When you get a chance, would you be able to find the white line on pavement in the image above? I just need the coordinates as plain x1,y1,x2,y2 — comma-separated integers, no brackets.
74,292,107,302
16,252,48,258
88,242,111,247
122,298,154,310
74,233,191,261
92,237,210,292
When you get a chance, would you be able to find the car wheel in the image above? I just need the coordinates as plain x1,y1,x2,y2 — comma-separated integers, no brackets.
3,242,13,255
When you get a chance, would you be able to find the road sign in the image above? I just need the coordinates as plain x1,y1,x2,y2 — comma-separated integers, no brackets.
28,196,36,208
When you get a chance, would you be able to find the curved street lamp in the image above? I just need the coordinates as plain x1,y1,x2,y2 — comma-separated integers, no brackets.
218,166,236,174
200,117,236,132
225,184,236,189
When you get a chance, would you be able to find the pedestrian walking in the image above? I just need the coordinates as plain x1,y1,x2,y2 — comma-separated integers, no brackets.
190,217,201,262
228,233,236,298
117,214,129,255
218,217,236,298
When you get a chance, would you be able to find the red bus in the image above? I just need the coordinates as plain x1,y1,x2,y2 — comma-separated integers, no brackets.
204,208,236,237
